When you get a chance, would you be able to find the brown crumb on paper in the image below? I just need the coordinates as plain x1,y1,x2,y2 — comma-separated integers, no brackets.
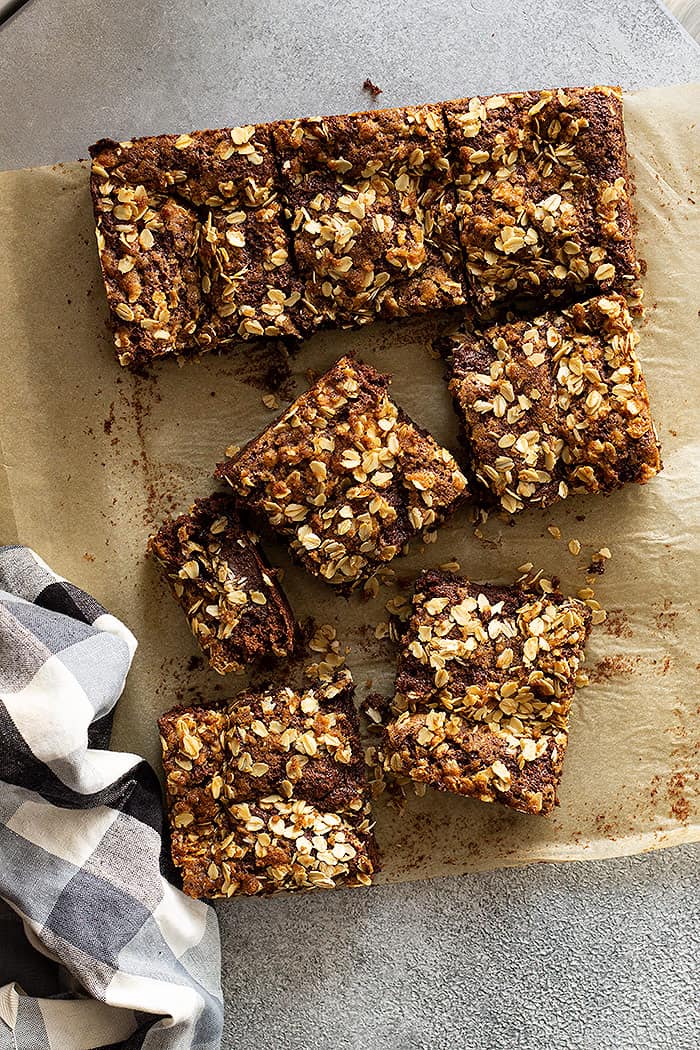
667,770,694,823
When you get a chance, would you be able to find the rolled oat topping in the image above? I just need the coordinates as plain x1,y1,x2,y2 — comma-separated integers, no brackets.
90,86,641,367
216,355,468,587
147,494,295,674
383,569,592,815
271,103,467,327
159,668,377,897
89,126,309,367
447,293,661,513
444,86,639,311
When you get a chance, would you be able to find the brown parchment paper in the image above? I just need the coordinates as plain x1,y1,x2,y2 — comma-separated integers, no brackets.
0,83,698,885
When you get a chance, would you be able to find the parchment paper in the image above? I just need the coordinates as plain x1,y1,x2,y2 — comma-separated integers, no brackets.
0,83,697,884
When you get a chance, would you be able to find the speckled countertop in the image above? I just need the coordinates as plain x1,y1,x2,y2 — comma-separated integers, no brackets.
1,1,698,1047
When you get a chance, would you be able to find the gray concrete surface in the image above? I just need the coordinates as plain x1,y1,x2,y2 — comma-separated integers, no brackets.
1,1,698,1047
1,0,700,169
219,846,700,1050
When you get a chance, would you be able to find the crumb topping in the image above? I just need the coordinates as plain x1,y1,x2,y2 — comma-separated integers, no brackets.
272,103,467,326
383,570,591,814
217,356,468,587
147,495,295,674
444,86,638,310
90,86,640,367
448,293,661,513
90,126,307,367
160,669,377,897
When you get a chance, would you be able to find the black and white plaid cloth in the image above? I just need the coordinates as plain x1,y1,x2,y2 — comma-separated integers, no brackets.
0,546,223,1050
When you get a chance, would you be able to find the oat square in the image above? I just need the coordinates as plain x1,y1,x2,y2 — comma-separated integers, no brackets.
90,125,309,367
159,668,377,897
383,569,591,815
271,103,467,328
216,355,468,588
147,494,296,674
444,86,638,312
447,293,661,513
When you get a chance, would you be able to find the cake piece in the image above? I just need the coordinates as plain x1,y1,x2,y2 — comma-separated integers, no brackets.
447,293,661,513
89,171,202,368
147,494,295,674
383,569,592,815
271,103,467,328
215,355,468,588
90,125,308,368
159,668,378,897
443,86,639,312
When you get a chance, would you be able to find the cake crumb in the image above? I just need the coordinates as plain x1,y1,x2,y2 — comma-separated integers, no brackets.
363,78,383,98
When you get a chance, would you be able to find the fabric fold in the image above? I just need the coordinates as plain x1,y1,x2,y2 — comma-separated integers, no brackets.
0,546,223,1050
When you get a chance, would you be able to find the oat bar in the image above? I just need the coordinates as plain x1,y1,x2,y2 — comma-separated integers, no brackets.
147,494,295,674
444,86,638,312
159,668,378,897
215,355,468,588
90,126,308,367
383,569,591,815
271,103,467,328
447,293,661,513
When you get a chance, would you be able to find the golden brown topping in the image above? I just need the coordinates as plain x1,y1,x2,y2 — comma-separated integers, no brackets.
91,86,639,367
147,495,295,674
383,569,592,815
217,356,468,587
272,102,466,327
89,126,309,367
444,86,638,310
159,667,377,898
448,293,661,513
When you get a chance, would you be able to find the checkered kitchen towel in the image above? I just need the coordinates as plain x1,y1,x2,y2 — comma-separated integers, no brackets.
0,546,223,1050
